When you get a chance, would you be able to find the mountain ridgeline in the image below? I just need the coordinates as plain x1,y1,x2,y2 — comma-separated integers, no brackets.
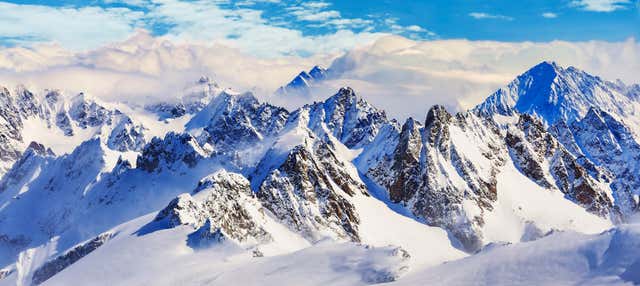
0,61,639,284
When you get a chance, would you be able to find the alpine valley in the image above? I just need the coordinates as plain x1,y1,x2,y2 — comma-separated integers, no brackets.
0,61,639,286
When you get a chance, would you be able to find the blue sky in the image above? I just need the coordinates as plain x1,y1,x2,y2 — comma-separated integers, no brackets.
0,0,638,57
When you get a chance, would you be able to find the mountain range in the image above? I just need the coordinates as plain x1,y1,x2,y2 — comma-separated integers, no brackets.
0,61,639,285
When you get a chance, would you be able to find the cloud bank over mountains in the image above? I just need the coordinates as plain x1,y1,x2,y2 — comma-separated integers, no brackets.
1,31,637,120
303,36,640,118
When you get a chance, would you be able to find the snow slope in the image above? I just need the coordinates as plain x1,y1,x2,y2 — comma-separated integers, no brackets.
392,222,640,286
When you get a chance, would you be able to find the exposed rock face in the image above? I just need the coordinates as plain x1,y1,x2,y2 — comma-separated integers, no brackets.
474,61,640,220
256,139,367,242
506,114,615,217
388,118,422,203
0,267,12,280
187,91,289,151
569,108,640,216
155,194,204,228
363,102,628,251
363,106,507,251
0,142,54,193
300,87,390,149
69,94,112,128
0,86,147,175
155,170,272,245
31,232,114,285
137,132,210,172
187,219,227,248
107,114,146,152
0,88,23,168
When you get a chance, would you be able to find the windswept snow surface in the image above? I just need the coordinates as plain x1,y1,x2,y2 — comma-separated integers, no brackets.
8,214,640,286
23,209,463,286
481,163,612,243
391,223,640,286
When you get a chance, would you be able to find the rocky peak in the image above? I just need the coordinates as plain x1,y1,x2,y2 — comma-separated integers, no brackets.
424,105,453,153
154,170,272,245
106,115,146,152
301,87,390,149
475,61,640,128
569,108,640,216
44,90,61,106
255,138,367,242
626,84,640,99
505,113,617,218
525,60,560,80
581,108,608,129
387,118,422,203
194,170,251,195
425,105,452,127
69,93,112,128
14,85,41,118
137,132,209,172
277,65,330,96
363,109,508,252
198,75,213,85
26,141,54,157
0,142,54,194
309,65,328,80
332,86,356,101
187,90,288,150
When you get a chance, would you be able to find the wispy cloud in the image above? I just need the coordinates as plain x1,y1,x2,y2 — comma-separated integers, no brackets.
0,2,142,50
285,1,373,29
541,12,558,18
570,0,633,12
468,12,514,21
383,18,436,38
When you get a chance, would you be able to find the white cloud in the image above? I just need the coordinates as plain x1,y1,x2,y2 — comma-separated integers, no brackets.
294,10,341,21
570,0,633,12
302,2,331,9
285,1,374,30
468,12,514,21
405,25,426,32
383,18,435,38
0,2,142,50
542,12,558,18
101,0,153,7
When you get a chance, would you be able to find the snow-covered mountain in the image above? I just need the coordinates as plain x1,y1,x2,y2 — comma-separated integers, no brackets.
145,76,223,120
0,86,147,176
475,61,640,138
276,65,331,96
0,62,639,285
